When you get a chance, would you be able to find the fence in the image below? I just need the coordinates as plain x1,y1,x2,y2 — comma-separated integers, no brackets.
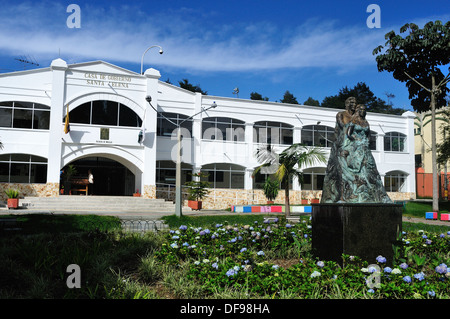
416,172,450,199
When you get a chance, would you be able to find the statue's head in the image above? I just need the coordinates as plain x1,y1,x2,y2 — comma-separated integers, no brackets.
356,104,367,118
345,97,357,113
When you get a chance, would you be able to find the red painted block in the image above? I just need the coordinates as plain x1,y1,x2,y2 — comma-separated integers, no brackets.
270,206,283,213
252,206,261,212
441,213,450,221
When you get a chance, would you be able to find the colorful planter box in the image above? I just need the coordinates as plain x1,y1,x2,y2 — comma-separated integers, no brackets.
251,206,261,212
261,206,271,212
441,213,450,221
425,212,438,220
243,206,252,213
270,206,283,213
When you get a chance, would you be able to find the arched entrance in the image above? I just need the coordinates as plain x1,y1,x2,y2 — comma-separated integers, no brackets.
61,156,135,196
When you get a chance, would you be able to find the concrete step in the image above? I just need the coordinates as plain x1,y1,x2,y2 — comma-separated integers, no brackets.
18,196,190,212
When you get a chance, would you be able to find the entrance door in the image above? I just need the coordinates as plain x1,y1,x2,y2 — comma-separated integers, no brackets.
63,157,135,196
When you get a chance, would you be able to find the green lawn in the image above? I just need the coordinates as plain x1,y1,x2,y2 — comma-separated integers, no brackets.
403,200,450,218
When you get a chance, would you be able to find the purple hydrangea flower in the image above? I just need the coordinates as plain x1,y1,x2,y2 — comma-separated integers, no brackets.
384,267,392,273
179,225,188,231
435,263,448,274
414,272,425,281
257,250,265,256
376,256,386,263
399,263,408,270
317,261,325,268
403,276,411,283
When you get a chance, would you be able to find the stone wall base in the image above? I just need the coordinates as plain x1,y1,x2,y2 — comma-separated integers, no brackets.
0,183,60,201
155,186,416,210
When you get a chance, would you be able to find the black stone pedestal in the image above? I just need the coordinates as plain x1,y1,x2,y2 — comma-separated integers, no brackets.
311,203,403,266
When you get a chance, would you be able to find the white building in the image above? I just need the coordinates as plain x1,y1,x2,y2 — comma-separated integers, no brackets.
0,59,416,208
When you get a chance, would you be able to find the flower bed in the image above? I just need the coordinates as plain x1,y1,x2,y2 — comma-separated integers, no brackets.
156,217,450,298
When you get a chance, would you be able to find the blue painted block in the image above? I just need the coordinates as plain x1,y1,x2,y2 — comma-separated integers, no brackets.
303,206,312,213
243,206,252,213
425,212,437,220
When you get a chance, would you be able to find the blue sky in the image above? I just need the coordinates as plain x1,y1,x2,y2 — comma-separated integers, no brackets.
0,0,449,111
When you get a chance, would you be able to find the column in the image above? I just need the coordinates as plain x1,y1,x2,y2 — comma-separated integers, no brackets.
142,68,161,198
293,126,302,144
193,93,203,169
47,58,68,194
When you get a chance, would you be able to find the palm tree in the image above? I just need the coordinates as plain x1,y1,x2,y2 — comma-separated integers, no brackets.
255,144,327,217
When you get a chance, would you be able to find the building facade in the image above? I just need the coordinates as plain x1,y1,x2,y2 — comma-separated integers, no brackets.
0,59,416,208
414,106,450,198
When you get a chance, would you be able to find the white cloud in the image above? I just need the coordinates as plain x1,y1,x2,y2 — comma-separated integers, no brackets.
0,2,445,74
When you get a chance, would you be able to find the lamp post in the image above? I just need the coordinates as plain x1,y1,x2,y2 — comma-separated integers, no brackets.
140,45,163,75
146,96,217,217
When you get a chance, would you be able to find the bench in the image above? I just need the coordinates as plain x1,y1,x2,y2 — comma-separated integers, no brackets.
70,178,89,195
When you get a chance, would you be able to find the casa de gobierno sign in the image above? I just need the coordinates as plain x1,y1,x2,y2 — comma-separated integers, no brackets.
84,72,132,88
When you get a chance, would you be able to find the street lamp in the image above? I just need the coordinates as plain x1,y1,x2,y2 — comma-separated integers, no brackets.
140,45,163,75
146,96,217,217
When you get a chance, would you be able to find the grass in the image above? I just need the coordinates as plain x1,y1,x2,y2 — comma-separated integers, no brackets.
403,200,450,218
0,207,449,299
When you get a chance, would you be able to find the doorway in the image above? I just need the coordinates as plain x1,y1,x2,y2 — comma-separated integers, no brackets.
62,156,135,196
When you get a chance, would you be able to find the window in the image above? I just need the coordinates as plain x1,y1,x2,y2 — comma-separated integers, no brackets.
253,170,292,190
0,154,47,183
384,171,407,192
200,163,245,189
384,132,406,152
156,161,192,185
254,121,293,145
157,113,193,137
202,117,245,141
64,100,142,127
301,167,326,190
369,131,378,151
301,125,334,147
0,101,50,130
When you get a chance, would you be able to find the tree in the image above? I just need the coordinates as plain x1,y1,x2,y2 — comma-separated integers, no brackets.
250,92,269,101
280,90,299,104
178,79,208,95
303,97,320,106
254,144,327,217
321,82,405,114
373,20,450,212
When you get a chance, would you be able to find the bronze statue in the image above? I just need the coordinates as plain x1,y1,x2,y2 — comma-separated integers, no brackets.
321,98,392,203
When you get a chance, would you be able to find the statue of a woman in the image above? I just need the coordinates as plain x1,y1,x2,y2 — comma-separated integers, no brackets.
321,100,392,203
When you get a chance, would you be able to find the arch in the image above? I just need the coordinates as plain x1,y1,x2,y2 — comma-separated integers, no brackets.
384,131,407,152
61,145,143,174
202,117,245,141
157,112,193,137
65,92,144,120
0,101,50,130
302,167,326,190
384,170,408,192
0,153,48,183
200,162,245,189
254,120,294,145
301,124,334,148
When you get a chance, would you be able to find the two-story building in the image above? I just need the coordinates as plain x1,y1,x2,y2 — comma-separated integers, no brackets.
0,58,416,209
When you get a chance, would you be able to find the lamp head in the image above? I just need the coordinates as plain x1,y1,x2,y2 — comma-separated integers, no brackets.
211,101,217,108
159,49,163,54
145,96,152,103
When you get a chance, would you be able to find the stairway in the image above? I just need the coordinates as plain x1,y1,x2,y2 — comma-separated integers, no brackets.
19,195,191,213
